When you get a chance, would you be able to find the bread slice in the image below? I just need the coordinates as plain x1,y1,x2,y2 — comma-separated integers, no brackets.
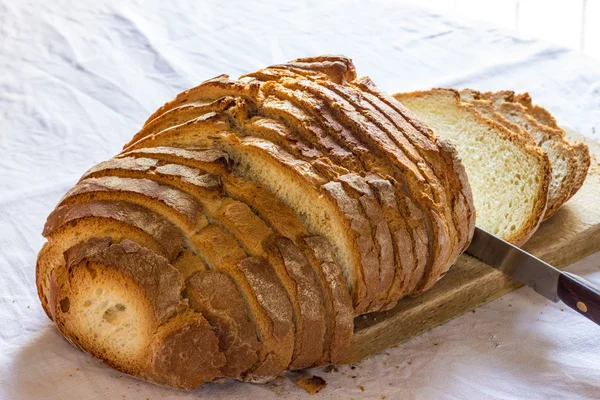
37,201,185,320
185,270,261,379
395,89,550,244
59,176,206,232
141,75,261,132
193,225,294,381
53,238,225,390
513,92,591,202
469,91,578,219
299,236,353,364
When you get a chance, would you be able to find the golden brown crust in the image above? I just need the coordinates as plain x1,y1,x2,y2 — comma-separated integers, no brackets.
44,200,184,260
300,236,353,364
147,310,226,389
185,270,261,379
267,237,325,369
59,176,204,231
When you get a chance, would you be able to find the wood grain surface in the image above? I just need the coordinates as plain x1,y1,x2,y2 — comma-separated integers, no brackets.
345,130,600,364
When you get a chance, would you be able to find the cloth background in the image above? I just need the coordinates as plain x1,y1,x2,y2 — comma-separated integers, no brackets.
1,1,599,398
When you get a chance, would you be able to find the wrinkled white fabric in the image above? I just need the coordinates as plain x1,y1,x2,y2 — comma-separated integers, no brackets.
0,1,599,399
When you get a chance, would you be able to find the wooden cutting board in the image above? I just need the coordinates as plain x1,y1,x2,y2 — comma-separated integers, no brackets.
345,131,600,364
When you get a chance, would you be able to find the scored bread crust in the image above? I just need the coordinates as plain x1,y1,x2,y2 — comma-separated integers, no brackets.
185,270,261,380
37,55,477,389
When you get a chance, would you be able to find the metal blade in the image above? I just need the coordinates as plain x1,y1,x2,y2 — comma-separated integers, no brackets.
466,227,561,302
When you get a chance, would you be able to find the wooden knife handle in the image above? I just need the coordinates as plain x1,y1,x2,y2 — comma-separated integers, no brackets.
557,272,600,326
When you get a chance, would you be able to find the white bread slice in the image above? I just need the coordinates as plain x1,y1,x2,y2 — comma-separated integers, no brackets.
395,89,551,244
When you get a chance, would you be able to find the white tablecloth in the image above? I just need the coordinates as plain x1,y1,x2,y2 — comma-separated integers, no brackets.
1,1,599,399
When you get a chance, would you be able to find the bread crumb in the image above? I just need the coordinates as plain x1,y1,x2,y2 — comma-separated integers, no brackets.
296,375,327,395
407,361,412,365
394,366,399,369
351,375,356,379
561,308,565,311
350,366,356,370
323,365,339,373
433,343,439,346
359,386,365,392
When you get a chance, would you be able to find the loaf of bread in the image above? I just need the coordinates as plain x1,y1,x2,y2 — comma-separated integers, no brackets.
37,56,477,389
38,56,587,390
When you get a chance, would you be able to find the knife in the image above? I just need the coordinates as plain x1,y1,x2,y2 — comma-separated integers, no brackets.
466,227,600,326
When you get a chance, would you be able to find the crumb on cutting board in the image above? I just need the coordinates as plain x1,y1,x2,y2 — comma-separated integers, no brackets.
296,375,327,395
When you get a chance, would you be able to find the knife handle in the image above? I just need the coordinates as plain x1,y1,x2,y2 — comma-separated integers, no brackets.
557,272,600,326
